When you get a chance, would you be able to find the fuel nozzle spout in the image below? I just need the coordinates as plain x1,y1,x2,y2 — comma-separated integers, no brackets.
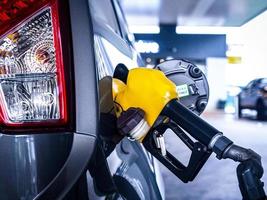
162,99,233,158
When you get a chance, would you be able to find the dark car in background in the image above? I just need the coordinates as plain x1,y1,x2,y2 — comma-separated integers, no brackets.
238,78,267,120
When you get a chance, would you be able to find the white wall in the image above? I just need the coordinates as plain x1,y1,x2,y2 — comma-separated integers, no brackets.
206,57,227,110
202,10,267,112
227,10,267,86
242,10,267,80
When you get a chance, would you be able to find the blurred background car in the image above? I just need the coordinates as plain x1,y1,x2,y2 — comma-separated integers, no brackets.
238,78,267,120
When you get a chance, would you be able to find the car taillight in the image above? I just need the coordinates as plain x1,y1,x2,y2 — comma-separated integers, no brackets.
0,0,68,128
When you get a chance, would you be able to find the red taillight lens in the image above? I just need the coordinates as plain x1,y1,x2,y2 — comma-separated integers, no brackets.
0,0,68,127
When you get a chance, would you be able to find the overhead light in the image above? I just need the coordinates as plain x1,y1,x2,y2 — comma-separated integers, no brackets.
129,25,160,34
176,26,238,34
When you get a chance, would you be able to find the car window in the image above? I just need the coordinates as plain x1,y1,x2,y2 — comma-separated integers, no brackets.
94,36,113,80
112,0,145,67
94,35,137,79
100,36,137,70
112,0,135,45
260,78,267,84
88,0,120,35
246,80,255,89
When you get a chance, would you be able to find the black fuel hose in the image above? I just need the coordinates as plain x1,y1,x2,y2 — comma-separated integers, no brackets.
222,144,266,200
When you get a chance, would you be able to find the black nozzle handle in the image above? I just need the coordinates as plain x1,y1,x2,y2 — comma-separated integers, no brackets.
142,121,211,183
163,99,221,146
162,99,233,157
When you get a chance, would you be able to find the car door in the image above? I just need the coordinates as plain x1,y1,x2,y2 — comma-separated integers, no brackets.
88,0,164,199
246,80,261,108
240,80,256,108
248,81,261,107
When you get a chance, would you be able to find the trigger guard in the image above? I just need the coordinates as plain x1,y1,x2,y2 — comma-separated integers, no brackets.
142,121,212,183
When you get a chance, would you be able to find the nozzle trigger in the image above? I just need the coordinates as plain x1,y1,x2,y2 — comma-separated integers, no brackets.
143,121,211,183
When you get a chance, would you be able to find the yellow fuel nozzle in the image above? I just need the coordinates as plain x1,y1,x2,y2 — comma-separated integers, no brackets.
112,65,178,142
111,64,266,199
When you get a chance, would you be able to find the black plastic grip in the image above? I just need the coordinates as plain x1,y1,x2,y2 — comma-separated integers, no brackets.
162,99,222,147
142,121,211,183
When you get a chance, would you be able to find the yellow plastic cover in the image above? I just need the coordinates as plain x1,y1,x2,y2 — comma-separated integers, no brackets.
113,68,178,127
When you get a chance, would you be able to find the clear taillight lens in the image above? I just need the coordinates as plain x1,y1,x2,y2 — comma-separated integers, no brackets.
0,5,67,126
